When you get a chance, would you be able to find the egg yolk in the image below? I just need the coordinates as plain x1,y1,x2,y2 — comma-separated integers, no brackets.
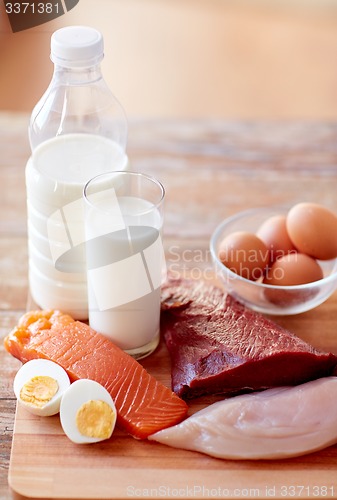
75,400,115,439
20,376,59,408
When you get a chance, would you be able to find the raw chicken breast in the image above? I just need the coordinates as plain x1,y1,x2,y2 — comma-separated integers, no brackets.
150,377,337,460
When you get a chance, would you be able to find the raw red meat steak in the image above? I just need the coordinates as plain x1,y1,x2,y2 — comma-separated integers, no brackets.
161,278,337,399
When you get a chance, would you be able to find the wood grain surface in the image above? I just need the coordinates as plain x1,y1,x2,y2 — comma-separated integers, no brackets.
1,113,337,499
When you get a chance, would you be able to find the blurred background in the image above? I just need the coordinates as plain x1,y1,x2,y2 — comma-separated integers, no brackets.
1,0,337,119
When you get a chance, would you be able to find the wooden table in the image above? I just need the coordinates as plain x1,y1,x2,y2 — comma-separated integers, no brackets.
1,113,337,500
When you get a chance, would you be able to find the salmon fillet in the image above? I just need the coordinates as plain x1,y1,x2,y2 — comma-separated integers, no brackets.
4,310,188,439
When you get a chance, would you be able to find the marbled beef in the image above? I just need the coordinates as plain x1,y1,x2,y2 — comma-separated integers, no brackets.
161,278,337,399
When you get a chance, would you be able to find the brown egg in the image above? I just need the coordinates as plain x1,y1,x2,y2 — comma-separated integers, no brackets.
286,202,337,260
218,231,269,281
257,214,297,262
263,253,323,286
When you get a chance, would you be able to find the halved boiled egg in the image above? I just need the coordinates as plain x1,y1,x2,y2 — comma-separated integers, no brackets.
13,359,71,417
60,379,117,444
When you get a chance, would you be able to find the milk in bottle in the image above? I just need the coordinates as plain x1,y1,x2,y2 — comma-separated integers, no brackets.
26,26,128,319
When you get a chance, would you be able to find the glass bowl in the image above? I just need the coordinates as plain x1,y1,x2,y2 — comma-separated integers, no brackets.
210,206,337,315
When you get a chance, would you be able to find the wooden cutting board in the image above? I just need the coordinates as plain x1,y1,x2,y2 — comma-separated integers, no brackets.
8,298,337,500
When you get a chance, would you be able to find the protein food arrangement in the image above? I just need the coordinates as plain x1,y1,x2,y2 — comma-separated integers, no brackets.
4,199,337,459
4,26,337,484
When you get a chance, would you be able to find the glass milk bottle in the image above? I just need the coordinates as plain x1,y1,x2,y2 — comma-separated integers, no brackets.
26,26,128,319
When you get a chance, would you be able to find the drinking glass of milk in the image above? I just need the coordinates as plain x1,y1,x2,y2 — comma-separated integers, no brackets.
83,171,165,360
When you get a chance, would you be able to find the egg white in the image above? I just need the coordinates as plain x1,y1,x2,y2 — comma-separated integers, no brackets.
13,359,71,417
60,379,117,444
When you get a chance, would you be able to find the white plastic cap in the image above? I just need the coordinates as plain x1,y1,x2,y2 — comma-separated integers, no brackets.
51,26,104,68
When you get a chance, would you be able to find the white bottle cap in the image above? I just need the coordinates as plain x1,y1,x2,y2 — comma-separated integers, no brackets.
51,26,104,68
